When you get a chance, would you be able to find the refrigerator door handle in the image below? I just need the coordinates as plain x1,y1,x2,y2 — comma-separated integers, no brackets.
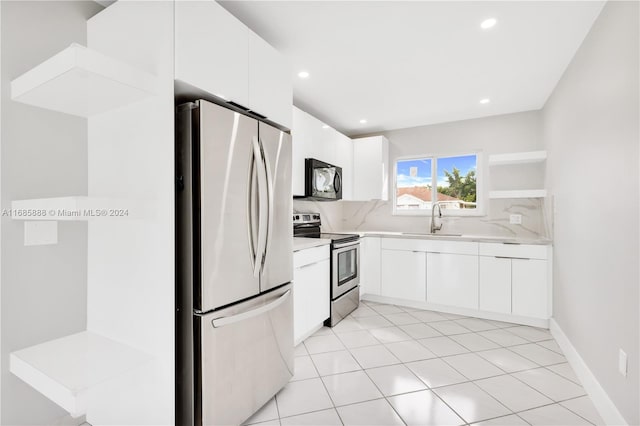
252,136,268,277
261,136,276,267
210,290,291,328
248,152,257,272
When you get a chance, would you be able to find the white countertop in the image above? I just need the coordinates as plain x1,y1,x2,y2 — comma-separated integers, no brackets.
293,237,331,252
330,230,552,245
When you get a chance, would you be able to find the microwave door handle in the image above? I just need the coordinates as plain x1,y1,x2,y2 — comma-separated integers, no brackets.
333,171,341,194
252,136,268,277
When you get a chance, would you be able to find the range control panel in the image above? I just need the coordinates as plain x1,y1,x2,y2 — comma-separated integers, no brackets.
293,212,321,225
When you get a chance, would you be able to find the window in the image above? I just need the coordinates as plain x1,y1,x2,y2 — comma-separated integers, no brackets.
394,153,480,215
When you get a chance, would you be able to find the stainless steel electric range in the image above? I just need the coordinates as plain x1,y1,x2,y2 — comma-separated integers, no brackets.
293,213,360,326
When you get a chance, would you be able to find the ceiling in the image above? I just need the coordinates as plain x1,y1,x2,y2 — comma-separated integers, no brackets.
220,1,604,136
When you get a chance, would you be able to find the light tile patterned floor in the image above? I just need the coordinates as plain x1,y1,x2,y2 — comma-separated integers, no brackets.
245,301,604,426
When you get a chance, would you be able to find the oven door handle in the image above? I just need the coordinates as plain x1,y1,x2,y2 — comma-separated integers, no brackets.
333,240,360,250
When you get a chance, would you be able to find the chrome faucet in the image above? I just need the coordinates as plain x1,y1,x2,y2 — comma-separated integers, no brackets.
430,202,443,234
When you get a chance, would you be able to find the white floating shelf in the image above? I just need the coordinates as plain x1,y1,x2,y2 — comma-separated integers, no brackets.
489,189,548,199
488,151,547,166
11,43,157,117
11,196,149,221
10,331,151,418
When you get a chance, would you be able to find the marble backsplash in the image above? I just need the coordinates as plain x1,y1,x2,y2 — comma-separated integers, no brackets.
340,198,552,240
293,199,344,231
294,197,552,240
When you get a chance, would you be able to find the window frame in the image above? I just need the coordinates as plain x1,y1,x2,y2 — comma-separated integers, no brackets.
392,152,484,217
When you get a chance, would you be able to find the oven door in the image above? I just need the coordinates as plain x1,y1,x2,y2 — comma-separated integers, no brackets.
332,241,360,299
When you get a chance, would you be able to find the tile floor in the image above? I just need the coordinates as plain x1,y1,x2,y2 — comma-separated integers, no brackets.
245,301,604,426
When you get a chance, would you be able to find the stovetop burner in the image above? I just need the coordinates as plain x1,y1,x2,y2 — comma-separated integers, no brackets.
293,212,359,244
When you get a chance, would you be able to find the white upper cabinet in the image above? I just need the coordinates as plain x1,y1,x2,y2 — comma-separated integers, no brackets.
175,0,249,106
291,106,354,198
248,30,292,129
175,1,292,128
352,136,389,201
334,131,353,200
291,107,313,196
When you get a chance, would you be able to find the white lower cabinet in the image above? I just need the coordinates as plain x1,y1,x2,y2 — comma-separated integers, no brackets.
360,237,381,296
293,246,330,344
478,243,550,320
368,238,551,324
512,258,548,318
381,249,426,302
479,256,512,314
427,253,479,309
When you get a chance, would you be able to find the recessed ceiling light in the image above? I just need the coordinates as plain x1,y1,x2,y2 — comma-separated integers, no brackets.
359,119,367,124
298,71,310,79
480,18,497,29
322,124,330,129
480,98,491,104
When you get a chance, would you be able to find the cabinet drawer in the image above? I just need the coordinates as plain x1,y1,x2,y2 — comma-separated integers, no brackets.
381,238,426,251
381,238,477,255
427,240,478,255
479,243,548,259
294,245,330,268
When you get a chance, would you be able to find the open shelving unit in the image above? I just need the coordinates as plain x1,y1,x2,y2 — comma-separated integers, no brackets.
488,150,547,166
489,189,548,199
10,331,151,418
11,43,157,117
488,150,547,199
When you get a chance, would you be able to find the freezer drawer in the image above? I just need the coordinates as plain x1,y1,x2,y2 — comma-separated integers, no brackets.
196,284,293,426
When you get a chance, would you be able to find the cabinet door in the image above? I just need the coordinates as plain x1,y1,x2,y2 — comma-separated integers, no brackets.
479,256,511,314
175,0,249,107
360,237,381,296
291,107,313,196
352,136,389,201
248,30,292,129
512,259,548,319
335,133,353,200
381,249,426,302
427,253,478,309
293,259,330,344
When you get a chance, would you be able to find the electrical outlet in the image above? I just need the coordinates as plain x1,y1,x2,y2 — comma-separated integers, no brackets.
619,349,628,377
509,214,522,225
24,221,58,246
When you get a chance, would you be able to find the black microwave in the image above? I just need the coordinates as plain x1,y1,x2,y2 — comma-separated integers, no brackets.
305,158,342,201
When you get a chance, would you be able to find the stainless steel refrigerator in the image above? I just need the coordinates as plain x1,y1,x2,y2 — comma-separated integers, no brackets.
176,99,294,426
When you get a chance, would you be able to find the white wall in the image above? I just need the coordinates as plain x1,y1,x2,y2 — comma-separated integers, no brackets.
543,2,639,424
342,111,549,238
85,2,175,424
0,1,102,425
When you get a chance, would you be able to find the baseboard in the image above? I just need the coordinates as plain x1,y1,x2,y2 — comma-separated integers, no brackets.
294,322,325,347
362,294,549,329
549,318,627,426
